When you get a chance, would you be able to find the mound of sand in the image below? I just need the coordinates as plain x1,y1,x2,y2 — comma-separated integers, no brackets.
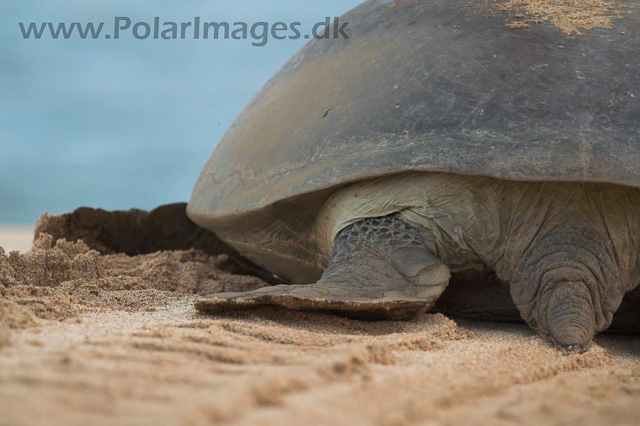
1,208,639,425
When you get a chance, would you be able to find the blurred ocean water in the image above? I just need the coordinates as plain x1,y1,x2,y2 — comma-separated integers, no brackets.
0,0,361,223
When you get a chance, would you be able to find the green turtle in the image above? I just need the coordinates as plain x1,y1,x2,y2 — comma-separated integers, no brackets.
187,0,640,349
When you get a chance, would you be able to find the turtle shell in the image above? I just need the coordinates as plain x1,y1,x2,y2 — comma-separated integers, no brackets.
188,0,640,281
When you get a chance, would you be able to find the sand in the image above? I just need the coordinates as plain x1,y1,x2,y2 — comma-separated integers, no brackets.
0,225,33,253
1,216,639,426
479,0,639,35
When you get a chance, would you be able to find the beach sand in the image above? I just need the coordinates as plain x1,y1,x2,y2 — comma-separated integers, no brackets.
0,225,33,253
1,215,639,426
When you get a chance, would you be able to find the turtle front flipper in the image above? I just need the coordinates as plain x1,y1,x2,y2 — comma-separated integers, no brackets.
196,214,451,320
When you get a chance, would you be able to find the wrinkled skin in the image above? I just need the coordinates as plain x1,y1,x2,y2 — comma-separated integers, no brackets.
199,173,640,350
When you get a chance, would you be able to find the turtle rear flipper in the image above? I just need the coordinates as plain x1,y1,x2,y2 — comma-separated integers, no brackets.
196,214,450,320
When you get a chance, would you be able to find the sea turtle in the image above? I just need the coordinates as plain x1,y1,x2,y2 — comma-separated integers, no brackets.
187,0,640,349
